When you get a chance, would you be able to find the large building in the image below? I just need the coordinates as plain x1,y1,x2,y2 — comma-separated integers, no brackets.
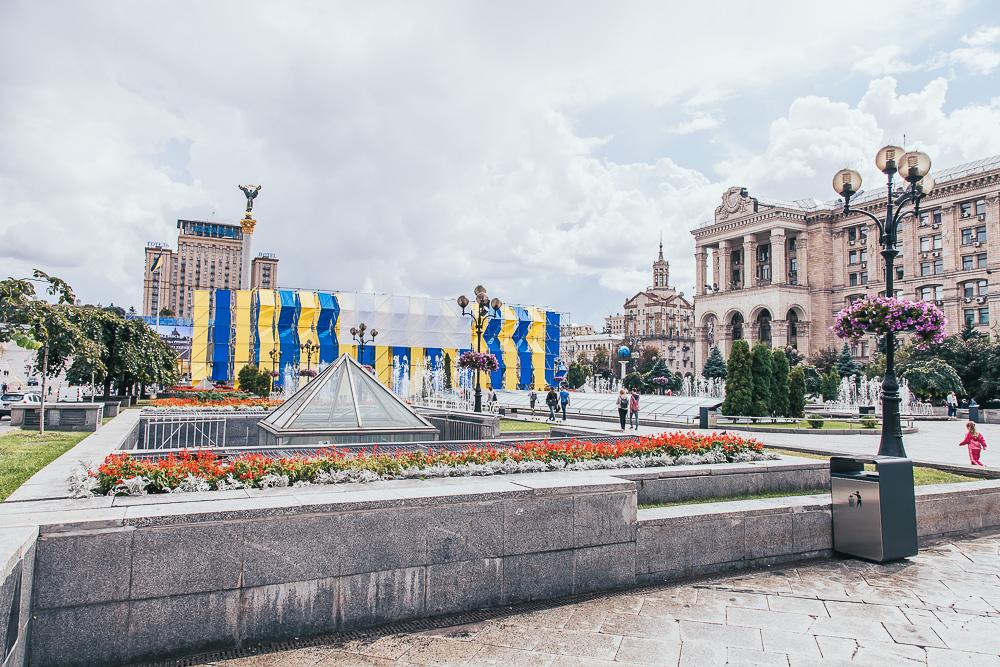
143,219,280,318
187,288,561,393
690,154,1000,371
619,242,696,373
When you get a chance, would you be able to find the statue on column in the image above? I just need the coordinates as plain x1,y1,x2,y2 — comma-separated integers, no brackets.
238,184,262,214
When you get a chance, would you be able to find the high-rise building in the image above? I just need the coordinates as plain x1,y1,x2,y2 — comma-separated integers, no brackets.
690,154,1000,372
142,219,279,318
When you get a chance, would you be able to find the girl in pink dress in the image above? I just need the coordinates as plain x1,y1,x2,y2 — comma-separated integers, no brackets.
960,421,987,466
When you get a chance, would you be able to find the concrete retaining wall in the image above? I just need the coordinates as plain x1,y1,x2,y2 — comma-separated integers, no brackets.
0,528,37,667
4,465,1000,666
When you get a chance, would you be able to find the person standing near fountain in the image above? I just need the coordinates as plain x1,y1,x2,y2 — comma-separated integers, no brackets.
528,387,538,416
545,386,558,421
946,392,958,419
628,388,640,430
616,388,629,431
960,422,987,466
558,384,570,421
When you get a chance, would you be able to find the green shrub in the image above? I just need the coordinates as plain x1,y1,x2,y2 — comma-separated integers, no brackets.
806,415,825,429
860,417,878,429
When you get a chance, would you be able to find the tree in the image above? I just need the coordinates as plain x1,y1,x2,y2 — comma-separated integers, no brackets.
898,333,997,404
0,271,101,432
237,365,272,397
444,352,453,389
593,347,610,373
863,353,885,380
159,307,175,318
622,372,644,391
721,340,752,416
901,358,964,400
836,343,861,378
788,366,807,418
779,346,804,367
820,370,841,402
770,348,790,417
702,346,727,379
808,347,840,376
637,345,660,374
749,343,773,416
643,358,680,393
566,362,589,389
576,351,591,368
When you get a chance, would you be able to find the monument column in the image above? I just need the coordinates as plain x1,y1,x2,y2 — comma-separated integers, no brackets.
771,228,786,285
238,184,262,290
718,240,731,291
743,235,757,288
694,249,708,296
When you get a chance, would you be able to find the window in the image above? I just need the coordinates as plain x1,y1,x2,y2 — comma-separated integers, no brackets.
964,253,988,270
963,280,988,298
981,308,990,325
895,265,904,280
976,198,987,217
918,285,944,302
962,225,987,245
860,271,868,285
919,210,943,226
848,227,857,242
849,250,859,265
921,260,943,276
788,237,797,251
961,201,974,218
849,273,858,287
966,308,991,326
920,235,942,252
847,294,864,304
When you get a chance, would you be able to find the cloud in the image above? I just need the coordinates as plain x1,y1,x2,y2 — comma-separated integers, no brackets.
669,111,723,135
853,45,923,77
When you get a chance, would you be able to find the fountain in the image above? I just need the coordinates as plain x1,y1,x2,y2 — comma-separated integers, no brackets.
678,376,726,398
824,374,933,416
391,355,411,399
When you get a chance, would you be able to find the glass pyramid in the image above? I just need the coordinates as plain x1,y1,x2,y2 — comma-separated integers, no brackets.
259,354,436,440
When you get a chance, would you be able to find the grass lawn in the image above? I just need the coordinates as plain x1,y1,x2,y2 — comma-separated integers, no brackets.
641,489,826,509
758,419,879,430
0,429,89,500
770,448,978,485
499,418,551,433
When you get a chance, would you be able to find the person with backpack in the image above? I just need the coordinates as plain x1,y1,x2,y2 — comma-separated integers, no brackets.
558,384,570,421
616,388,629,431
545,386,558,421
960,421,987,466
628,388,640,430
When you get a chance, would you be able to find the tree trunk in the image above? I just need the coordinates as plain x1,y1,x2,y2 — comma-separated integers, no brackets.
39,343,48,434
103,376,112,399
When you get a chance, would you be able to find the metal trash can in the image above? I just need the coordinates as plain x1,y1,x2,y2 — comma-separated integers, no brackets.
969,402,982,424
858,405,876,416
699,406,717,430
830,456,917,563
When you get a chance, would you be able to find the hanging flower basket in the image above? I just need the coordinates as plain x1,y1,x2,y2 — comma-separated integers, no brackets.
270,371,280,378
652,376,670,386
457,351,500,373
833,296,946,350
299,369,317,378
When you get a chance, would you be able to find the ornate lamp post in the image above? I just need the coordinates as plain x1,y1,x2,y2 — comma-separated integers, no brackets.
268,347,280,391
457,285,502,412
350,323,378,362
832,146,934,457
301,339,318,373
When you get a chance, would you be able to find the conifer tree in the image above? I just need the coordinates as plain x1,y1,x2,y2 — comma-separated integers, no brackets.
788,366,807,417
702,345,727,379
836,343,861,378
721,340,752,416
770,347,790,417
750,343,773,416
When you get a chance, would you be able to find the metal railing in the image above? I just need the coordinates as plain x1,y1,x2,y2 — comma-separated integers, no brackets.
140,413,228,450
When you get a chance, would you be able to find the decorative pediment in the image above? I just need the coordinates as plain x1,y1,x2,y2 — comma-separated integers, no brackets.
715,186,753,221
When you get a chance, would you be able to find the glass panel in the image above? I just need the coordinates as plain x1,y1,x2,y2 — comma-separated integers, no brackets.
286,364,359,429
349,364,427,428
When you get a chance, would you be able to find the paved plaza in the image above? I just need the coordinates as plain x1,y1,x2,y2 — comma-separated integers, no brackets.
204,531,1000,667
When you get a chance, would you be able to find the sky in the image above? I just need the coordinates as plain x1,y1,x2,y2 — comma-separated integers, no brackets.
2,1,1000,326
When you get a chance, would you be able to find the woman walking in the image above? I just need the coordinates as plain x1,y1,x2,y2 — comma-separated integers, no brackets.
628,388,640,430
545,386,558,422
616,388,629,432
960,421,987,466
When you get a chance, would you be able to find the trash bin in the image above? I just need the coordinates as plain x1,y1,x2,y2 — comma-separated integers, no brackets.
858,405,876,416
830,456,917,563
699,406,717,430
969,401,982,424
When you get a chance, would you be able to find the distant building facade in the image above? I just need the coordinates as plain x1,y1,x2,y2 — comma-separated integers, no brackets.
143,219,279,318
691,155,1000,372
604,314,625,337
620,243,696,373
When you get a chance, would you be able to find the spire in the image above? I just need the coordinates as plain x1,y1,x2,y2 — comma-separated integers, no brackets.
658,231,664,260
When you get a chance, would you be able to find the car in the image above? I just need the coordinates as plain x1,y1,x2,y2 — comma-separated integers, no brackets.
0,392,42,418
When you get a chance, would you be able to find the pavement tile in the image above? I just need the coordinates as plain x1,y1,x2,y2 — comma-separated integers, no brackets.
311,651,395,666
614,636,682,666
726,646,791,666
760,629,821,657
883,621,946,647
529,627,624,660
472,623,544,650
696,588,769,610
640,598,727,623
813,635,857,661
853,638,927,663
467,645,556,667
677,641,727,666
599,612,680,639
936,626,1000,654
927,646,1000,665
823,599,909,623
678,620,762,649
808,616,893,642
726,606,815,633
563,606,609,632
335,635,426,661
397,636,483,666
766,595,829,617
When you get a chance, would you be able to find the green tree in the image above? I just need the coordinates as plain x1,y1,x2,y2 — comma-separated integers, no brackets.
444,352,453,389
593,347,610,373
622,372,644,391
0,271,101,432
808,347,840,376
702,345,727,379
637,345,660,374
749,343,773,416
159,307,175,318
898,333,997,404
721,340,752,416
819,370,841,402
836,343,861,378
779,345,804,368
770,347,790,417
566,362,589,389
901,358,964,400
237,364,272,397
864,353,885,380
788,366,807,418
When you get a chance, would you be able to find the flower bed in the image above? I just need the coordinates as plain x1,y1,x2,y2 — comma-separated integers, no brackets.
150,397,282,409
71,432,770,497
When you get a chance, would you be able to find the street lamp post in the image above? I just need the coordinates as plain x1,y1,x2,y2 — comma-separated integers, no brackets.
457,285,502,413
301,339,318,373
350,323,378,363
832,146,934,457
268,347,279,392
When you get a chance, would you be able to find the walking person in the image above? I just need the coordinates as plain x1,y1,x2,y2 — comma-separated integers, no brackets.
528,386,537,416
960,421,987,467
545,386,558,421
559,384,570,421
616,388,629,432
946,392,958,419
629,388,640,430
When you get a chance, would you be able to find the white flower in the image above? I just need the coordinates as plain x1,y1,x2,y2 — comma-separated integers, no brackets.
258,473,289,489
175,474,211,493
214,474,246,491
67,463,98,498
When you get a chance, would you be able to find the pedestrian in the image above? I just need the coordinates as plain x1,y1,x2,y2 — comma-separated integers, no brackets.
0,382,6,395
545,386,558,421
629,388,640,430
616,388,629,431
528,386,537,416
946,392,958,419
487,386,497,412
559,384,570,421
960,421,987,467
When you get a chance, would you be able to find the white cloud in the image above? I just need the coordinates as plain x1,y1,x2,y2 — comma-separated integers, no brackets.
962,25,1000,47
853,45,922,77
669,111,723,135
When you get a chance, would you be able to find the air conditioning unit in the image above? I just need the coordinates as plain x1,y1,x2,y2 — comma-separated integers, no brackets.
962,212,971,218
933,222,941,229
964,297,973,303
933,251,940,258
848,240,855,245
975,241,982,248
921,252,929,259
977,296,987,304
935,299,944,306
979,214,987,221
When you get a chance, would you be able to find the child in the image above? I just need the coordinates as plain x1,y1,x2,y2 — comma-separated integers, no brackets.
960,421,987,467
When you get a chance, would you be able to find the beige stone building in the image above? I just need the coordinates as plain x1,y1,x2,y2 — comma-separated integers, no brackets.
604,314,625,337
621,243,696,373
691,155,1000,372
142,219,280,318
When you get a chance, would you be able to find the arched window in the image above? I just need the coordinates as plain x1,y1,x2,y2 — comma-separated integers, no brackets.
787,310,799,347
756,309,772,346
731,313,744,341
